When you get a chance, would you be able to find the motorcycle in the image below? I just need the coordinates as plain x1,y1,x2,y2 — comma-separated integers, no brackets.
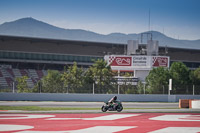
101,100,123,112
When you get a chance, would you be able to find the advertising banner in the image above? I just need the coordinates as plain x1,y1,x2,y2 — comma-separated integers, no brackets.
132,56,148,67
152,56,169,67
108,56,132,66
105,55,169,68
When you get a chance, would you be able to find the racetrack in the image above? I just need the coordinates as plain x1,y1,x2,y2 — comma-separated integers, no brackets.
1,101,200,113
0,101,178,108
1,101,200,132
0,113,200,133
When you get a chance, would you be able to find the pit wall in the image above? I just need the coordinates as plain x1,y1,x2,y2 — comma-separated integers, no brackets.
1,93,200,102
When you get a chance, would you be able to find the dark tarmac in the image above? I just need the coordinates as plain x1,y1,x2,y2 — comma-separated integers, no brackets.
0,101,199,113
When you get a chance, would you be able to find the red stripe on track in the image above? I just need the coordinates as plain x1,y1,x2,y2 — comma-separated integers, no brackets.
0,113,200,133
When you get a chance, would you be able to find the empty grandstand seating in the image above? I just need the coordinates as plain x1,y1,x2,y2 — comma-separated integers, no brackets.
5,77,13,87
0,65,47,88
0,70,3,77
0,77,7,87
6,68,15,77
20,69,28,76
29,69,39,80
13,69,22,77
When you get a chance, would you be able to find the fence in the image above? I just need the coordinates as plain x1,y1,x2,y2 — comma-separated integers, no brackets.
1,83,200,95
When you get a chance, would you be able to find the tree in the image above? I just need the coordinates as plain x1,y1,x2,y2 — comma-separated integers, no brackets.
146,67,170,94
137,81,145,94
192,67,200,94
192,67,200,85
189,67,200,94
88,59,115,93
120,72,137,94
169,62,190,94
16,76,29,93
42,70,63,93
61,62,85,93
32,80,42,93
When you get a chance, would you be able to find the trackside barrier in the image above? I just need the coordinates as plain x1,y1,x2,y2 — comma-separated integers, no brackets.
0,93,200,102
191,100,200,109
179,99,190,108
179,99,200,109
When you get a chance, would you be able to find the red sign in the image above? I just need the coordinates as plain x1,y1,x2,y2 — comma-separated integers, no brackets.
109,56,132,66
152,57,168,67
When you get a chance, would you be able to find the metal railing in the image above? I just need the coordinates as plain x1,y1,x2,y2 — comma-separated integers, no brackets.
1,83,200,95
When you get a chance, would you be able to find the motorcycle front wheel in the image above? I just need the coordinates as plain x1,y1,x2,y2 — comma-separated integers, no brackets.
101,105,107,112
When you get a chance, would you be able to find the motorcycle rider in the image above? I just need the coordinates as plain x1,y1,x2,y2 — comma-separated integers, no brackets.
108,96,118,109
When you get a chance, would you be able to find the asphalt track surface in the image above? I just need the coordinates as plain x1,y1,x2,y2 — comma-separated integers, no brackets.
0,113,200,133
0,101,200,132
0,101,179,108
0,101,200,113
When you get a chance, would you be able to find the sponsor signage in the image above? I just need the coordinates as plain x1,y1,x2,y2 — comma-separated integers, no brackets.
116,77,139,82
105,55,169,68
152,57,169,67
112,77,138,85
109,56,132,66
132,56,148,67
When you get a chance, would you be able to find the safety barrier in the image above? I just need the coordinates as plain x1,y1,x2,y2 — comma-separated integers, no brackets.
0,93,200,102
191,100,200,109
179,99,200,109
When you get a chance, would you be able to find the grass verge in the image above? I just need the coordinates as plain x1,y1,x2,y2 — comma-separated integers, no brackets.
0,106,99,111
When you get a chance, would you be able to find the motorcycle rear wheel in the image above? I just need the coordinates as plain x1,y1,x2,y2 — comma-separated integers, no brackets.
117,106,123,112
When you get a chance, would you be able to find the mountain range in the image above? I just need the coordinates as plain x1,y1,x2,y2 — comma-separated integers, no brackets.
0,17,200,49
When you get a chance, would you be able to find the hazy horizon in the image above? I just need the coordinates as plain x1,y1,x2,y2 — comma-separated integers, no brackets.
0,0,200,40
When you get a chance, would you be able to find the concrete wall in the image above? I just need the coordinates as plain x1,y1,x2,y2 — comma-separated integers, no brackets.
191,100,200,109
0,93,200,102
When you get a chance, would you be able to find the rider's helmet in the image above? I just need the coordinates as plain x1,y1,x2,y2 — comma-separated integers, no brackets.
113,96,117,101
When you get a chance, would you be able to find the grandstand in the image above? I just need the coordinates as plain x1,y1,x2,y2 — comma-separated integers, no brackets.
0,35,200,88
0,66,47,88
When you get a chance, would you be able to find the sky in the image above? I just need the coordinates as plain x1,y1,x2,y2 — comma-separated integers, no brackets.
0,0,200,40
